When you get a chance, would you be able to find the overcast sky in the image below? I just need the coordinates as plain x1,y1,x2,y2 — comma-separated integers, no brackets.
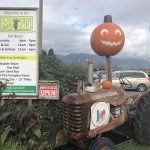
1,0,150,59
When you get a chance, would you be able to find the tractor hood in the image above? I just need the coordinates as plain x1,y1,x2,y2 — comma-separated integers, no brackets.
62,86,126,106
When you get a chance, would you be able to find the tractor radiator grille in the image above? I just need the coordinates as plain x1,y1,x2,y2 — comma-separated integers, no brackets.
62,102,87,139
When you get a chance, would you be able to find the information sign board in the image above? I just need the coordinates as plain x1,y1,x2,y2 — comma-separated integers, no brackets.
0,8,38,96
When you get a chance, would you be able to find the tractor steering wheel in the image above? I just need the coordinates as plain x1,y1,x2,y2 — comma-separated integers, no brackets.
119,76,133,88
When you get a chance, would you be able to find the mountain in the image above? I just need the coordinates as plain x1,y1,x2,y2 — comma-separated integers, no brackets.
112,58,147,69
56,53,147,69
57,53,105,64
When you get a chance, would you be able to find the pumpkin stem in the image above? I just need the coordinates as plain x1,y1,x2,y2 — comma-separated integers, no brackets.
104,15,112,23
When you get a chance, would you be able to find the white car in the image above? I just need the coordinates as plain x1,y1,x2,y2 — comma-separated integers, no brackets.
103,70,150,92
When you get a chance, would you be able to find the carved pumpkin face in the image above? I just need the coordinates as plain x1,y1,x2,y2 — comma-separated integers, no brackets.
90,23,125,56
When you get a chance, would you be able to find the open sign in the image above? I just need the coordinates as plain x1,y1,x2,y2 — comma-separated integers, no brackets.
39,81,59,100
40,86,56,96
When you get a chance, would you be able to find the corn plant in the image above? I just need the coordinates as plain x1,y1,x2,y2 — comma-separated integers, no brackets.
0,80,62,149
0,102,43,145
0,81,44,149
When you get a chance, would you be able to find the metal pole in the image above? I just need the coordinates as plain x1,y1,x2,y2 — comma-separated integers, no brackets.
106,56,112,82
0,99,5,106
39,0,43,54
147,26,150,73
28,99,32,107
35,0,43,99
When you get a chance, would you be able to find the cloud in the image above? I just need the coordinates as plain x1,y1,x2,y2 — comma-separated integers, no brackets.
116,26,148,58
42,0,150,59
43,22,91,55
1,0,150,59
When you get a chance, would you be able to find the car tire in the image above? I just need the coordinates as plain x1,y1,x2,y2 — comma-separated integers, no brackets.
133,92,150,145
88,137,116,150
137,84,146,92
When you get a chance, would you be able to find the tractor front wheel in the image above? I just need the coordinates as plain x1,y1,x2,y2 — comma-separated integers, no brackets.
88,137,116,150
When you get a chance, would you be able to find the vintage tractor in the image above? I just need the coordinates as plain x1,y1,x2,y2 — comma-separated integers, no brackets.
48,15,150,149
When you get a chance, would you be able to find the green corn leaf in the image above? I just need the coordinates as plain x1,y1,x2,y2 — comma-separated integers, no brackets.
17,107,30,125
37,141,48,150
18,133,27,139
0,112,11,121
0,124,5,134
32,127,41,138
0,106,7,114
1,126,13,144
25,120,36,132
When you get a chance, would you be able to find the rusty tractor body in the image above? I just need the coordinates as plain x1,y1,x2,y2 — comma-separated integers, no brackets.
58,60,132,149
62,86,128,148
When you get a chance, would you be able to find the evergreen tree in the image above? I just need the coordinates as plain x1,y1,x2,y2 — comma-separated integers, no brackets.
39,50,86,97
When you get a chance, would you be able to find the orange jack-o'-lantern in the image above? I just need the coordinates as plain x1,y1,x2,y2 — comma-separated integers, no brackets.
90,22,125,56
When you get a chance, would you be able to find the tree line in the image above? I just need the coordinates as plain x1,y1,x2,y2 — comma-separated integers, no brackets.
39,49,86,98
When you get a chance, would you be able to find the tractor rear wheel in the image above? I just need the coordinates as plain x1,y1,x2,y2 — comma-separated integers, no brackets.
133,92,150,145
88,137,116,150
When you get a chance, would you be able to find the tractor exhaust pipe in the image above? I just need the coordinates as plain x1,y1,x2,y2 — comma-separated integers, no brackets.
85,59,98,93
87,59,93,85
77,60,94,93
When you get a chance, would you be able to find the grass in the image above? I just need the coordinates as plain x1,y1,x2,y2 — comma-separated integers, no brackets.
0,140,26,150
1,139,150,150
117,140,150,150
0,139,52,150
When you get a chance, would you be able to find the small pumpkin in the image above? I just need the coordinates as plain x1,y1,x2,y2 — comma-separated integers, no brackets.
101,80,112,89
90,22,125,56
